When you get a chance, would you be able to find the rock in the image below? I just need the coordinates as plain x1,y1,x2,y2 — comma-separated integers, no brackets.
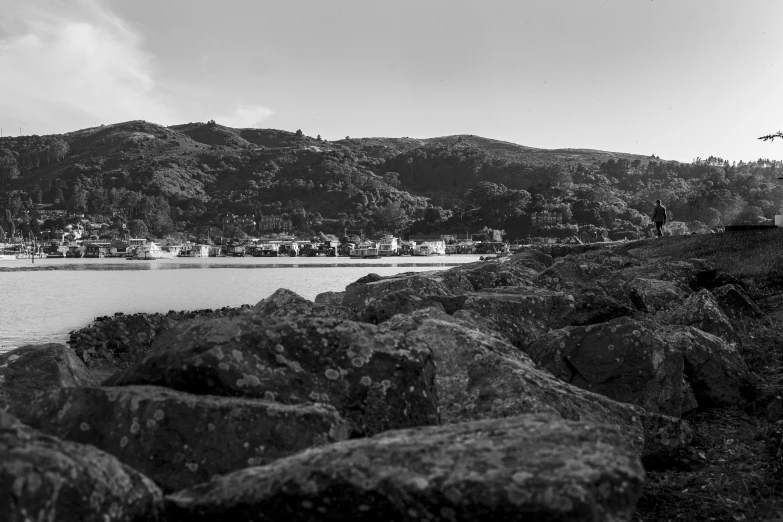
525,317,685,417
385,309,646,455
105,316,439,437
615,260,702,293
359,289,446,324
711,284,762,322
507,248,554,271
457,286,576,348
452,258,539,291
163,414,645,522
253,288,351,319
638,411,694,466
0,409,162,522
19,385,348,492
342,270,474,312
682,377,699,414
314,290,346,307
657,325,751,407
626,277,688,313
68,306,252,369
576,249,642,270
657,289,739,346
0,344,98,414
535,258,636,325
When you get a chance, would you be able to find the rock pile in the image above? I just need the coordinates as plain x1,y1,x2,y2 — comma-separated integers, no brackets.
2,244,758,520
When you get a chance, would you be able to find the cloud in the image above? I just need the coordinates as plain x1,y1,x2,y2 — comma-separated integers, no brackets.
215,105,273,128
0,0,177,134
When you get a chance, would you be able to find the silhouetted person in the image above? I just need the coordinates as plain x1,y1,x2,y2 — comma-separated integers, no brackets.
651,200,667,237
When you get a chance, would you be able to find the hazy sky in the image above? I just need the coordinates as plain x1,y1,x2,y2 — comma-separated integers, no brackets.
1,0,782,162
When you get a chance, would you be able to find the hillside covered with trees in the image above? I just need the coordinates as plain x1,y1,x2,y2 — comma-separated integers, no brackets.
1,120,782,242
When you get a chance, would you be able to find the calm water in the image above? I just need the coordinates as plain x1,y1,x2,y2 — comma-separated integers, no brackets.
0,255,480,352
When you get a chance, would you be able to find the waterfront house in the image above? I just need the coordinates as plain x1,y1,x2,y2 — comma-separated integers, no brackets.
409,235,446,256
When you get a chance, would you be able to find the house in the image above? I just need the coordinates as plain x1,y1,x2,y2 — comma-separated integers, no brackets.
409,234,446,256
257,214,293,232
531,212,563,226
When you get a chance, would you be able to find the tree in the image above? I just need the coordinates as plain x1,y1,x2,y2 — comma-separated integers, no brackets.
759,132,783,142
0,225,5,243
128,219,149,238
372,201,408,233
734,205,765,225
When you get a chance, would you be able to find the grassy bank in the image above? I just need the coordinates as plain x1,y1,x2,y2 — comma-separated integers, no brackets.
620,232,783,521
621,229,783,298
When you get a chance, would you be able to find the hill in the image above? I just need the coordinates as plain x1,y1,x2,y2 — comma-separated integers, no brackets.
1,120,782,242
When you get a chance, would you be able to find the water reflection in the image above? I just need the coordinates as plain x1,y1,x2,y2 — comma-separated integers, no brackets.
0,262,461,272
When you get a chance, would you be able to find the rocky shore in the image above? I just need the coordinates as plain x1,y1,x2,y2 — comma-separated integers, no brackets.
0,242,773,521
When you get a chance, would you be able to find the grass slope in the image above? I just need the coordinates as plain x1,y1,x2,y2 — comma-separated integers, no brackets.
621,231,783,521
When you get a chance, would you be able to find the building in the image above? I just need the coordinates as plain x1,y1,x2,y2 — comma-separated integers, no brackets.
531,212,563,226
222,213,257,228
257,214,293,232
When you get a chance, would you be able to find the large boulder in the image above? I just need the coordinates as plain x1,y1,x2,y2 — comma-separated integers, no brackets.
359,288,447,324
657,289,739,346
626,277,688,313
457,287,576,348
574,248,642,271
507,248,554,271
535,259,635,325
385,308,647,456
0,409,162,522
69,306,252,370
0,344,98,414
657,325,751,407
452,258,539,291
615,260,703,293
19,385,348,492
711,284,762,322
342,270,474,312
525,317,685,417
105,315,439,437
164,414,645,522
253,288,351,319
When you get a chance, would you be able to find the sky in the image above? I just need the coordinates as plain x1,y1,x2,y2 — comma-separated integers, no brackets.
1,0,782,163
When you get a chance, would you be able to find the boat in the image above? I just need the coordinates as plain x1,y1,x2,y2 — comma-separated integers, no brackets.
349,241,380,259
303,240,337,256
378,235,399,256
0,254,17,261
127,241,174,260
65,244,85,258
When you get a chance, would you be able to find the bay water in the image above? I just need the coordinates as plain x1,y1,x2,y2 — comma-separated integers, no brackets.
0,255,480,352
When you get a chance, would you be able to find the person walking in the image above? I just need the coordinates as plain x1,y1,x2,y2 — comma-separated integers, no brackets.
651,200,667,237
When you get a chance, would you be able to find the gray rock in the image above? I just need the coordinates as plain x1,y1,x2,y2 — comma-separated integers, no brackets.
525,317,685,417
535,259,636,325
385,309,646,456
657,289,739,346
19,385,348,492
253,288,351,319
0,409,162,522
658,325,751,407
342,269,474,312
0,343,98,414
626,277,688,313
458,286,576,348
105,315,439,437
711,284,762,322
164,414,645,522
